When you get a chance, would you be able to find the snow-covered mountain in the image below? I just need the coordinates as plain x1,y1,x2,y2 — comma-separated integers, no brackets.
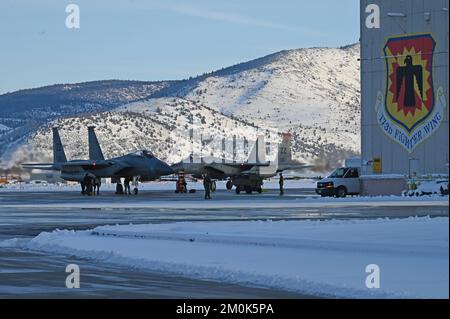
1,43,361,171
0,80,170,120
20,98,267,166
186,44,360,129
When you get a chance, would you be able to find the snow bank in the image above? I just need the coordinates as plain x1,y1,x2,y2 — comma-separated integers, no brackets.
404,180,449,197
6,217,448,299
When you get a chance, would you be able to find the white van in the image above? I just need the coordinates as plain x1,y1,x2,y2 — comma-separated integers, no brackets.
315,167,361,198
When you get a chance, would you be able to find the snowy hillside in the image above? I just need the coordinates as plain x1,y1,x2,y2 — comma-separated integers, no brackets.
11,98,271,167
184,44,361,161
0,80,170,120
0,80,171,160
1,44,361,170
118,44,361,166
186,44,360,128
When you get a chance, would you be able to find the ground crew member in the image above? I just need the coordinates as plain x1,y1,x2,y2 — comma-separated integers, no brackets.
115,178,124,195
203,174,212,200
93,177,101,196
80,181,86,195
182,176,187,193
83,173,93,196
279,173,284,196
124,177,131,195
176,174,187,193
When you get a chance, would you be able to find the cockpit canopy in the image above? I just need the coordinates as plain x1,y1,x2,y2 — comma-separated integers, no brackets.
132,150,154,158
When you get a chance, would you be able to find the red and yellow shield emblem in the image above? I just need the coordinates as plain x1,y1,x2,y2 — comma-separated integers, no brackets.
384,34,436,133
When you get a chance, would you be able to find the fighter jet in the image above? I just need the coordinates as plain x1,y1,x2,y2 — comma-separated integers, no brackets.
22,127,173,194
86,126,173,193
171,133,310,194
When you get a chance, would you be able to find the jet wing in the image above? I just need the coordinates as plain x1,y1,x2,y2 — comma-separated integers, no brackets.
21,163,58,171
205,165,226,174
202,162,271,177
61,160,120,170
238,170,258,176
277,163,314,172
221,162,270,169
205,162,269,173
112,166,137,176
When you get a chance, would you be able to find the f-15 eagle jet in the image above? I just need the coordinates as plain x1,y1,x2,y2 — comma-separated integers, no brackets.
171,133,311,194
22,127,173,194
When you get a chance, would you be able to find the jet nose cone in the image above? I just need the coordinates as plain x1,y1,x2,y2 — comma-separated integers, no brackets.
158,161,174,176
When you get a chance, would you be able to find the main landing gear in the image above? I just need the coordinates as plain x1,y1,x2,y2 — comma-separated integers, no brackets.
210,180,217,192
115,177,140,195
133,176,140,195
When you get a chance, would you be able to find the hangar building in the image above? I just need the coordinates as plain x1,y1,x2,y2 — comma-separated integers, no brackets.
360,0,449,175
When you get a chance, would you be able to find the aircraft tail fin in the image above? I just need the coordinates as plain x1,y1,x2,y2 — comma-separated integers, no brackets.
88,126,105,161
248,135,266,163
52,127,67,164
277,133,292,165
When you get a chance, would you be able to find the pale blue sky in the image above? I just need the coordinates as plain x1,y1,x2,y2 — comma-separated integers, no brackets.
0,0,359,94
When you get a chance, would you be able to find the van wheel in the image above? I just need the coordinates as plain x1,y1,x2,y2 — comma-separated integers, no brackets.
226,180,233,190
336,186,347,198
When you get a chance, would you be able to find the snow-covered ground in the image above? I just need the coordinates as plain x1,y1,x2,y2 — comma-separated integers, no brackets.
404,179,449,197
4,217,447,298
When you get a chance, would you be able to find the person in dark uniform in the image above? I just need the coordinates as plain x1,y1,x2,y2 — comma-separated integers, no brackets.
93,177,101,196
83,173,93,196
115,178,124,195
176,174,188,193
124,177,131,195
80,181,86,195
279,173,284,196
182,176,188,193
203,174,212,200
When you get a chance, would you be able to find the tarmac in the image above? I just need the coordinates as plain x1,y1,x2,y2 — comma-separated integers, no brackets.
0,187,448,298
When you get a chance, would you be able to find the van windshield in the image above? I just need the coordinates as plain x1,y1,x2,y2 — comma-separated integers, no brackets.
328,168,348,178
